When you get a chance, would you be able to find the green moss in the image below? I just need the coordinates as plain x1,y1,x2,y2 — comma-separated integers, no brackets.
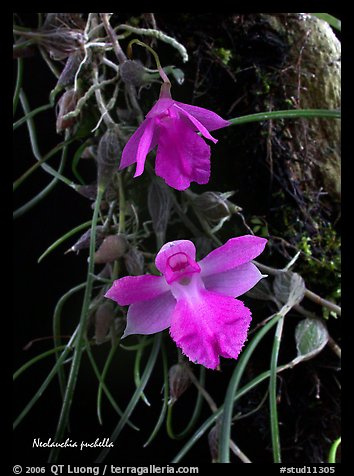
212,47,233,66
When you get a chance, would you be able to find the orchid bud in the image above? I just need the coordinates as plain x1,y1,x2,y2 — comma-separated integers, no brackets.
208,422,221,463
124,247,145,276
67,226,105,254
96,125,121,188
56,89,78,133
168,363,191,404
193,191,240,222
94,234,128,264
40,13,86,61
57,50,84,87
94,302,115,344
120,60,147,87
148,179,173,245
76,184,98,201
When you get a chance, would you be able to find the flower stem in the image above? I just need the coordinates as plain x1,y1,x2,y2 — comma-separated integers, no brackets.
127,39,170,85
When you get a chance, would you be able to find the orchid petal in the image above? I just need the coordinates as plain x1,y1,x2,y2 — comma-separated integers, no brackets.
173,104,218,143
123,291,176,338
155,240,196,275
146,97,175,119
203,262,264,298
199,235,268,277
170,290,252,369
134,118,156,177
155,118,210,190
120,119,158,171
105,275,169,306
174,101,231,131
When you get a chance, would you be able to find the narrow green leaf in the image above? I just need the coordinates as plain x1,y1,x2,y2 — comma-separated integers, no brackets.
144,342,169,447
229,109,340,127
13,345,67,381
13,102,54,130
49,188,104,463
38,221,92,263
219,314,282,462
269,317,285,463
328,437,341,463
85,342,139,431
13,58,23,116
311,13,341,32
96,333,161,463
13,328,78,429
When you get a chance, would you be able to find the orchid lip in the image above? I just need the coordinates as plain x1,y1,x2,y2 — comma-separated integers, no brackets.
164,252,201,285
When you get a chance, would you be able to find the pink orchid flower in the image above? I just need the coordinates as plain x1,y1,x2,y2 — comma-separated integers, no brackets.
119,84,230,190
105,235,267,370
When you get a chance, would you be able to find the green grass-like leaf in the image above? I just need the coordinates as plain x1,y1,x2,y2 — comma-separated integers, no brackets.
96,333,162,462
38,221,92,263
311,13,341,32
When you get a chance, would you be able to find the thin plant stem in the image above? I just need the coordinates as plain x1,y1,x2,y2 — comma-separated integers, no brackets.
117,24,188,62
219,314,282,463
269,316,285,463
171,356,302,463
13,345,67,381
229,440,252,463
52,283,87,401
38,221,92,263
97,336,121,425
228,109,340,127
17,90,76,188
253,261,341,316
96,333,161,463
143,341,169,447
49,187,104,463
71,141,90,185
13,58,24,116
117,173,126,234
134,339,151,406
166,367,205,440
100,13,126,64
13,139,74,191
328,436,341,463
85,342,139,431
13,141,69,220
311,13,341,31
13,102,54,130
39,46,61,78
304,288,341,316
13,327,78,430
